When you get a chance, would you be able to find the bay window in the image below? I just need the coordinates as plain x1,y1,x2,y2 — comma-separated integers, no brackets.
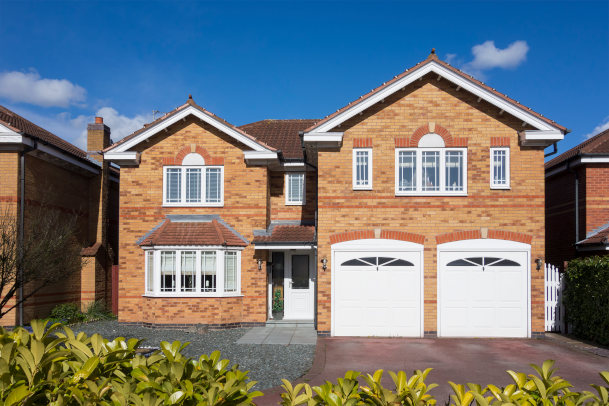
144,248,241,297
163,165,224,206
395,148,467,195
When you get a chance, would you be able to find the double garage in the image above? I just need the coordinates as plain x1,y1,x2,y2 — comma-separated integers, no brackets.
331,238,530,338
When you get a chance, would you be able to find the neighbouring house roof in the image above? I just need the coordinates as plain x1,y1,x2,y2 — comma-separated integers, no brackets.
0,105,88,159
238,119,318,160
577,223,609,247
304,51,566,135
138,215,247,247
104,96,277,154
252,223,316,245
545,128,609,169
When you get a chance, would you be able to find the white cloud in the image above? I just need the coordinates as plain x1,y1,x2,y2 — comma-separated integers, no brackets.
457,40,529,80
584,116,609,139
0,70,87,108
95,107,151,142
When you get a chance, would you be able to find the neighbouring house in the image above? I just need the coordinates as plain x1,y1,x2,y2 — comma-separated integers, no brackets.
545,127,609,267
104,50,566,338
0,107,119,326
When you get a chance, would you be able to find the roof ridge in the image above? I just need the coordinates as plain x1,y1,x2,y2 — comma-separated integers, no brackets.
211,219,226,245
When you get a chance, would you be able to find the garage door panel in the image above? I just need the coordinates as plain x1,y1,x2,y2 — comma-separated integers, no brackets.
334,250,422,337
439,250,528,337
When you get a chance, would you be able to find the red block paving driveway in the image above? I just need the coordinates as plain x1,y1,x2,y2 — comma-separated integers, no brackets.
259,337,609,405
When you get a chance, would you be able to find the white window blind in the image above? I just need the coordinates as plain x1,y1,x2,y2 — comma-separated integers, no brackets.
160,251,176,292
180,251,196,292
286,173,305,204
201,251,217,292
224,252,237,292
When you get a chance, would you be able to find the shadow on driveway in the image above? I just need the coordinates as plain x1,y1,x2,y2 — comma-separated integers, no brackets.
258,337,609,405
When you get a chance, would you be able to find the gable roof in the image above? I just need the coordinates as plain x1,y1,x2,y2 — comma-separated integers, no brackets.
238,119,318,159
304,51,566,136
545,128,609,169
0,105,87,159
104,96,277,154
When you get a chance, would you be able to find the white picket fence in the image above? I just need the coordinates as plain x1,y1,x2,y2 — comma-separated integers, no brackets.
545,263,565,332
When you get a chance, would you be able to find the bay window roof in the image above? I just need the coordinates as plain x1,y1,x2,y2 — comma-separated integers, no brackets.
138,215,247,247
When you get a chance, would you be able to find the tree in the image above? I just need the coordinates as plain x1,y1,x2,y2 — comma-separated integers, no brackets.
0,205,84,320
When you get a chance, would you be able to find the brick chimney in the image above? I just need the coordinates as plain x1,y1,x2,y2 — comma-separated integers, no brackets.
87,117,111,162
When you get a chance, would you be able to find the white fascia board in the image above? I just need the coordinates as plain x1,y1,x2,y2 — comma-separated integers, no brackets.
519,130,564,146
580,156,609,163
254,244,314,250
545,155,609,178
110,105,273,154
243,151,278,160
303,132,343,147
309,61,561,134
283,162,306,167
104,151,141,165
576,244,609,252
0,134,34,147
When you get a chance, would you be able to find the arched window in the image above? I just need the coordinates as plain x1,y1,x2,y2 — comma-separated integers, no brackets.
395,133,467,195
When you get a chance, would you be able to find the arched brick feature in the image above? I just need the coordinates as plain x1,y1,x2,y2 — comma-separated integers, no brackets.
410,123,453,147
353,138,373,148
162,144,224,165
490,137,510,147
329,229,425,245
435,229,532,245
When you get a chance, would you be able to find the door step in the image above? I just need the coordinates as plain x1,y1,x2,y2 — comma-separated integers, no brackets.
266,319,314,328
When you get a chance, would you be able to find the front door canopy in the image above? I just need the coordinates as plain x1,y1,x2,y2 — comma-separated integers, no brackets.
303,55,566,148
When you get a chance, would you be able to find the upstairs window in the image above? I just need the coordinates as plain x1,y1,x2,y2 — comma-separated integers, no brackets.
286,172,305,205
490,147,510,189
395,133,467,195
163,153,224,206
353,148,372,189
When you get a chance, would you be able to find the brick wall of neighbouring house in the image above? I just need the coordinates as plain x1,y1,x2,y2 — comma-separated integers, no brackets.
268,170,317,223
584,164,609,234
545,166,585,267
316,76,546,335
118,117,269,325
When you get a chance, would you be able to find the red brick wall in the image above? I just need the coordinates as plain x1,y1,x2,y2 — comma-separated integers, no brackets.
316,77,546,334
118,117,269,325
269,170,317,222
584,164,609,233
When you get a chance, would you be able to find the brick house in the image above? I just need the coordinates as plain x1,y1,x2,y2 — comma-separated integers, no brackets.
545,127,609,267
0,106,119,326
104,51,566,337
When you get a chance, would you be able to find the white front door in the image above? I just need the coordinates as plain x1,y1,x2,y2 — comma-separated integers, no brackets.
333,247,423,337
438,250,528,337
284,252,314,320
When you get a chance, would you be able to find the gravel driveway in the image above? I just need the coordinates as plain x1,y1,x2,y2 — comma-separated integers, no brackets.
71,320,315,390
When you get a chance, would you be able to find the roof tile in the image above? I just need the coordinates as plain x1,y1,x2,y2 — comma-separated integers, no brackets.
546,128,609,169
238,119,318,159
252,225,315,244
140,218,247,247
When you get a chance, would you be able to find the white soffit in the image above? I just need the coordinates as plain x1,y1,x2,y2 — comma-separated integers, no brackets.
304,61,564,145
108,105,275,154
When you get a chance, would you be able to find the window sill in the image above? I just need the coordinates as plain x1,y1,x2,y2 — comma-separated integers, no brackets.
162,203,224,207
490,186,511,190
143,293,244,298
395,192,468,197
285,202,305,206
353,186,373,190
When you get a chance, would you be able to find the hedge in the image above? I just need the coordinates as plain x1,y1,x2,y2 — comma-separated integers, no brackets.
563,255,609,346
1,320,608,405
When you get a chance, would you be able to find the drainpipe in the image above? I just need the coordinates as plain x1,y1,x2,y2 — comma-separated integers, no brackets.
567,160,579,244
544,142,558,158
313,210,318,331
18,140,36,326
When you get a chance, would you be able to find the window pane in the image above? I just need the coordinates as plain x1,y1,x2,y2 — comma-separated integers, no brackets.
205,168,222,203
355,150,369,186
398,151,416,192
291,255,309,289
186,168,201,203
224,252,237,292
445,151,463,191
166,168,182,203
493,150,507,185
422,151,440,191
160,251,176,292
146,251,154,292
181,251,196,292
201,251,217,292
287,173,304,203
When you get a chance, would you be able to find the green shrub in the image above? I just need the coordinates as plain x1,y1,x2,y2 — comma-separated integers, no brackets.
0,319,261,405
279,360,609,406
563,256,609,345
82,300,115,322
49,302,85,323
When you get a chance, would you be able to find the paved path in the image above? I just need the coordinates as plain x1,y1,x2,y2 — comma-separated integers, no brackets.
237,326,317,345
258,336,609,405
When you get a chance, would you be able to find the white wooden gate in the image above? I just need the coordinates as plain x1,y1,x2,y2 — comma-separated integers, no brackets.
545,263,565,332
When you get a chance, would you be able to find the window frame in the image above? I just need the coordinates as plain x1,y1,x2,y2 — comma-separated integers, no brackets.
143,247,242,297
395,147,468,196
352,148,373,190
162,165,224,207
490,147,510,190
285,172,306,206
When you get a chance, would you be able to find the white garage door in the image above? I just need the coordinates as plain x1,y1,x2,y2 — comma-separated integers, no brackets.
439,250,528,337
333,250,422,337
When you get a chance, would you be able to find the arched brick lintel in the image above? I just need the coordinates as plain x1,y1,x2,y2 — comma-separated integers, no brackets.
329,230,425,245
435,229,533,245
410,123,453,147
162,144,224,165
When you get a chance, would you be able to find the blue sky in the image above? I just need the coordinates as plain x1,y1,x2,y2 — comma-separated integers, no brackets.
1,1,607,158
